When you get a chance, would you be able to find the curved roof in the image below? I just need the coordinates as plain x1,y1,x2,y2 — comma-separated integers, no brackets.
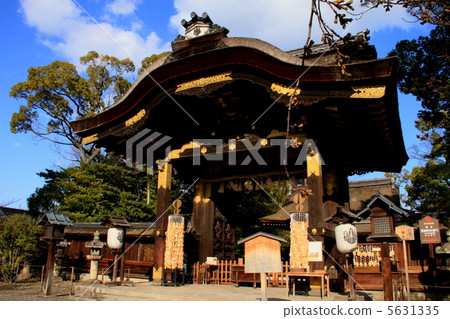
70,28,408,174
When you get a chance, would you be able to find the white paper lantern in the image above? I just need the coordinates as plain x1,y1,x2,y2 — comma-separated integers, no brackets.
107,227,124,250
335,223,358,253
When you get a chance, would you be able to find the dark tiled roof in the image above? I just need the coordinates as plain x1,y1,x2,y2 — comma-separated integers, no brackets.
38,211,72,226
349,178,393,188
0,206,29,217
356,191,409,218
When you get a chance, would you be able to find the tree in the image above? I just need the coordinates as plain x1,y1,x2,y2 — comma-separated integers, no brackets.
9,51,135,164
27,157,190,222
313,1,449,211
404,163,450,212
28,160,153,222
391,25,449,160
388,25,450,212
301,1,448,69
362,1,449,26
0,215,44,282
138,52,171,75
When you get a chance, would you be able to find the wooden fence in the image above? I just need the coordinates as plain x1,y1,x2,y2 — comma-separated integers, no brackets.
192,260,290,287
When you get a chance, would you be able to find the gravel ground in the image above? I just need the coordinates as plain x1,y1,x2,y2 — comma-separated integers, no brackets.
0,278,74,301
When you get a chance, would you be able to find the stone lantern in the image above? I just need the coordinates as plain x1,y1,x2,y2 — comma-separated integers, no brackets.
85,231,105,281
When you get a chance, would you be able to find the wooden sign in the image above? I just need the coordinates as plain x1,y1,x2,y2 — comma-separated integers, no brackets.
238,232,286,273
419,216,441,244
395,225,415,241
238,232,286,301
308,241,323,262
205,257,218,265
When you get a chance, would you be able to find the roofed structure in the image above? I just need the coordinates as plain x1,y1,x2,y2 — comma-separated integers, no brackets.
38,211,73,226
0,206,29,218
69,12,409,279
70,14,407,178
356,191,409,219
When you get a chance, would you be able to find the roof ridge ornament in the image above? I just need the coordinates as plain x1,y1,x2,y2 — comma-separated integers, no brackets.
172,12,229,47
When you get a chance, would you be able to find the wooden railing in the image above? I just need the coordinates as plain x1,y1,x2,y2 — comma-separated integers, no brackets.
192,260,290,287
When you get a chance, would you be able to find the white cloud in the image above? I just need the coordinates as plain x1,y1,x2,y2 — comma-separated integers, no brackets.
106,0,141,16
18,0,416,66
19,0,170,65
170,0,414,50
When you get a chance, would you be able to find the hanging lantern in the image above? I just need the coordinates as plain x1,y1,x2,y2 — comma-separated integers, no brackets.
107,227,124,250
289,212,309,270
335,223,358,254
164,215,185,270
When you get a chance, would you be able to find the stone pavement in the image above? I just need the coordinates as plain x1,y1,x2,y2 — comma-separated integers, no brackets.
73,282,384,301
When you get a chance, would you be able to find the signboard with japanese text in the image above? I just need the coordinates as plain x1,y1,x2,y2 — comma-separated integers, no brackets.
308,241,323,262
395,225,415,241
419,216,441,244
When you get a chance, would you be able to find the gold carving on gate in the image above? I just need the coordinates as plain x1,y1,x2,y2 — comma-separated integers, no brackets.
350,86,386,99
82,133,98,145
270,83,386,100
175,72,233,93
125,109,147,127
270,83,301,96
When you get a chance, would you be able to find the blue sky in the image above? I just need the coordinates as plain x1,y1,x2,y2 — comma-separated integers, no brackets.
0,0,433,209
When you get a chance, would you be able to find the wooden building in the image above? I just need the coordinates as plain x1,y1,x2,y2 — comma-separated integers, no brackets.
70,12,408,283
63,222,156,279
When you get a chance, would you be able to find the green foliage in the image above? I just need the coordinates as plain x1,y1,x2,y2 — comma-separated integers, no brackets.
28,160,155,222
392,162,450,213
79,51,135,115
27,158,191,222
0,215,44,282
405,162,450,212
9,51,135,163
138,52,171,75
388,26,449,213
391,26,449,161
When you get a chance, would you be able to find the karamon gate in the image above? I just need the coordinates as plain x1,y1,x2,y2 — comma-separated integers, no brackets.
71,13,408,283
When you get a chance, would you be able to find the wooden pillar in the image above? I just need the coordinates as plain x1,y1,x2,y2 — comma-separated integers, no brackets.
43,241,56,296
192,180,215,263
119,229,126,282
152,163,172,284
306,149,325,270
306,148,324,229
402,239,411,301
112,252,119,282
346,253,356,300
381,242,393,301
